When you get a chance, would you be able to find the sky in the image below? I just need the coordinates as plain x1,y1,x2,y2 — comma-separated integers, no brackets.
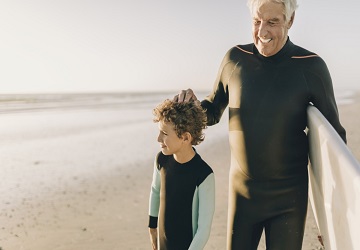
1,0,359,93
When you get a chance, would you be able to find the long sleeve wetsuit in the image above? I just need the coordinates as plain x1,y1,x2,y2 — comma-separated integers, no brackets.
148,152,215,250
201,38,346,250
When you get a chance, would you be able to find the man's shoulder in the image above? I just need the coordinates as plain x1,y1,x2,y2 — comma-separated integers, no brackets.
228,43,254,56
290,43,328,72
291,45,328,74
220,43,255,66
290,43,321,60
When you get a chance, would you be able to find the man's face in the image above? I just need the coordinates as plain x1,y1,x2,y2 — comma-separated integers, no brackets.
252,1,293,57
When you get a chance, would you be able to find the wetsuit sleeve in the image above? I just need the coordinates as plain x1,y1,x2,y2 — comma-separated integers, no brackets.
188,173,215,250
307,57,347,143
201,50,231,126
148,156,161,228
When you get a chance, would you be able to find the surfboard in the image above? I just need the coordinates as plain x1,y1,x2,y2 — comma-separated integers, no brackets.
307,105,360,250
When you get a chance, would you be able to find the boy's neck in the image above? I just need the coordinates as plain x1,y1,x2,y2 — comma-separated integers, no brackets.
173,146,196,164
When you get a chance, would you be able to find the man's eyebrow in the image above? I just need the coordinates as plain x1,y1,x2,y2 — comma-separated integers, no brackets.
269,17,281,22
252,17,281,22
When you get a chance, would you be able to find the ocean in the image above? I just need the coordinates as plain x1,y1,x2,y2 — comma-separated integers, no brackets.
0,88,355,114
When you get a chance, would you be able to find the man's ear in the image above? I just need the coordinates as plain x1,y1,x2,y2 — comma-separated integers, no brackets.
288,12,295,29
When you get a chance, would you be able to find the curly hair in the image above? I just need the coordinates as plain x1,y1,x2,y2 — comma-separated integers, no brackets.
153,99,207,145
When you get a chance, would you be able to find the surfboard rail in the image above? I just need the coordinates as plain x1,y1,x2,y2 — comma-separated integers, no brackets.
307,105,360,250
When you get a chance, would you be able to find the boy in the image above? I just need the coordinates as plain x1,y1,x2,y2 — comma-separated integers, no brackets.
148,99,215,250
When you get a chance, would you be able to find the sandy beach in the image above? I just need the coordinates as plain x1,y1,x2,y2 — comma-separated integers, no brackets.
1,91,359,250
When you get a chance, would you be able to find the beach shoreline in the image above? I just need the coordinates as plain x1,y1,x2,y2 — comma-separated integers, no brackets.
1,91,359,250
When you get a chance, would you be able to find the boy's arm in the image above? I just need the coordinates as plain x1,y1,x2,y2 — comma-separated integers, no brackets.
149,228,158,250
148,156,161,249
188,173,215,250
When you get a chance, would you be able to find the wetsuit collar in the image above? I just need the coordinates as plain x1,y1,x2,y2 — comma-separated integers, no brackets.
253,37,294,62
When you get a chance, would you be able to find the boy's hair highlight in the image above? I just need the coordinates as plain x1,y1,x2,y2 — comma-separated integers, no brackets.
153,99,207,145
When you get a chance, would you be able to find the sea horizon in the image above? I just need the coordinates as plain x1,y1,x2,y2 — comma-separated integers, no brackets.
0,88,357,114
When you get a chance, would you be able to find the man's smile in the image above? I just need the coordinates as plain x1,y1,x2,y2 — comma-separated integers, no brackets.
259,37,272,44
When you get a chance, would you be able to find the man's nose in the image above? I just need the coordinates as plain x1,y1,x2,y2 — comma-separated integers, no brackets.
258,22,268,37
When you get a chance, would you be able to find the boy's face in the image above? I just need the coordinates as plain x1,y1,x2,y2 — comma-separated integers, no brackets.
157,120,184,155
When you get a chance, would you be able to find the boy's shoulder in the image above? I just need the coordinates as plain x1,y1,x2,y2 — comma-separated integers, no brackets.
194,153,214,175
155,151,169,170
193,153,214,187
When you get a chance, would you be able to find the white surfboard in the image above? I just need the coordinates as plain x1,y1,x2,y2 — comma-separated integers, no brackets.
307,105,360,250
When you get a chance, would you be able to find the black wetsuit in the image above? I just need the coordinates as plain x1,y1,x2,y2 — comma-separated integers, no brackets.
201,38,346,250
149,152,215,250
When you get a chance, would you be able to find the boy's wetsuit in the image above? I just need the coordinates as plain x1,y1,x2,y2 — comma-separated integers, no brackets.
201,38,346,250
148,152,215,250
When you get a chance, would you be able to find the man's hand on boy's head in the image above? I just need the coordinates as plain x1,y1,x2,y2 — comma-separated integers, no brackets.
173,88,198,103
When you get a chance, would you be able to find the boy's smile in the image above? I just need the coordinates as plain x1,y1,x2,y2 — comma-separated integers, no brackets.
157,119,195,163
157,120,184,156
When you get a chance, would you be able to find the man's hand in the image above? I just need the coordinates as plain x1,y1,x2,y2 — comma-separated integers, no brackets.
173,89,199,104
149,228,158,250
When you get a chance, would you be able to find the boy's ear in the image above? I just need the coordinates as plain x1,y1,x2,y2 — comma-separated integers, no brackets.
182,132,192,143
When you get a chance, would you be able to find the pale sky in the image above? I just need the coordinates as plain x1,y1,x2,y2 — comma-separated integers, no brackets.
1,0,359,93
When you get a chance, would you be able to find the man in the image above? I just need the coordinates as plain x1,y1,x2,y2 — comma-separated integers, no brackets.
174,0,346,249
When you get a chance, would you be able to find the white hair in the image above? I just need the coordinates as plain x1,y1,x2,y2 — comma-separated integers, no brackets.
247,0,298,22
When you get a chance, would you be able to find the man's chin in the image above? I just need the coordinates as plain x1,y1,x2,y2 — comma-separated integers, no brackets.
259,49,274,57
255,44,273,57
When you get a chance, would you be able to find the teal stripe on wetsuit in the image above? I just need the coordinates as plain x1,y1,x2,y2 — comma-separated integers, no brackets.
201,38,346,250
149,152,215,250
